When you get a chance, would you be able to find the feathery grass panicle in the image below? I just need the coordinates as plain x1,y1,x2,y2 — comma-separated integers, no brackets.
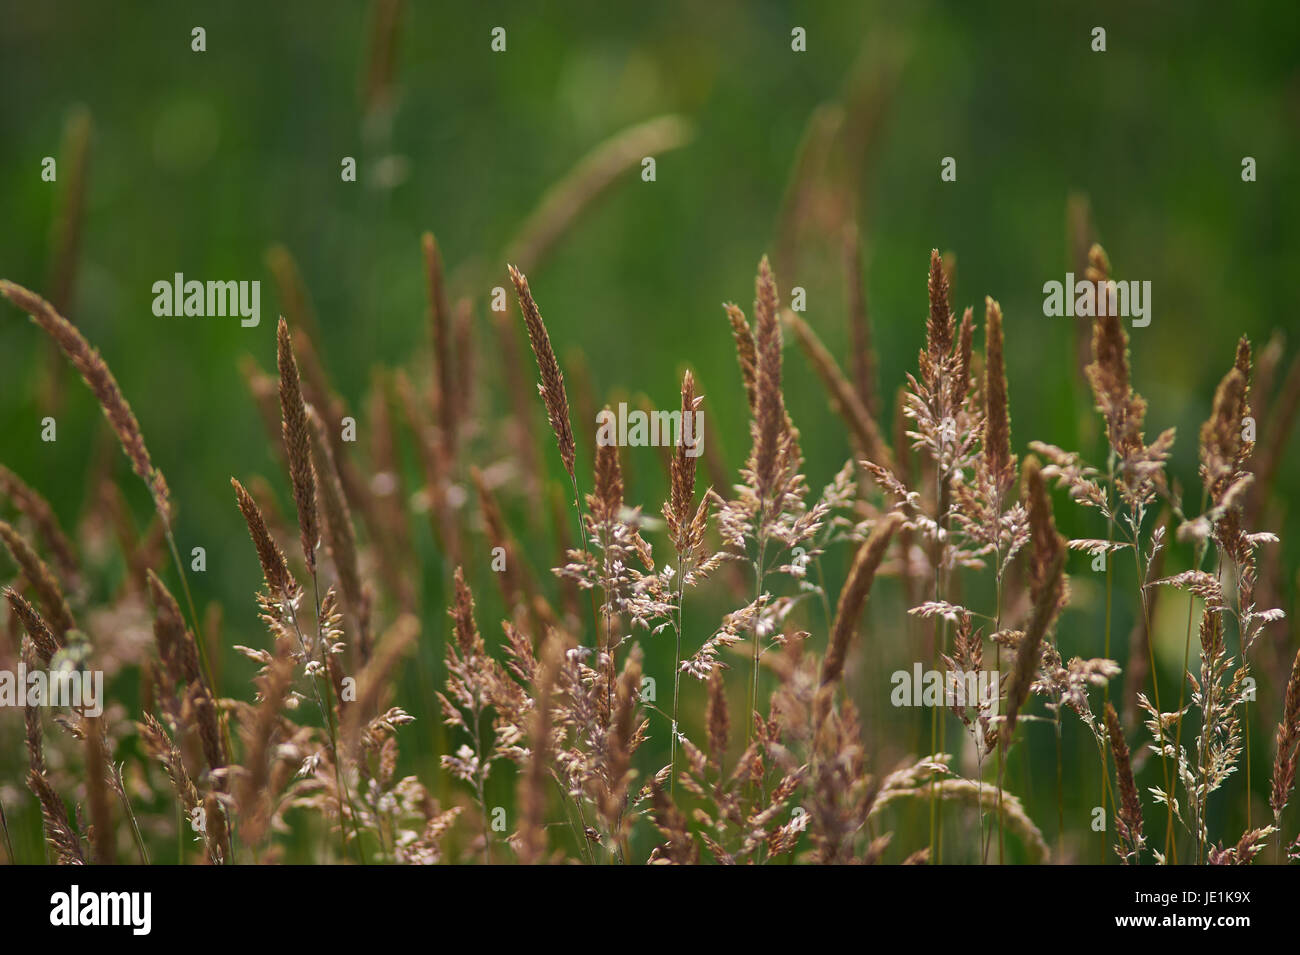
1271,647,1300,818
665,370,702,554
1005,456,1066,735
649,776,698,864
4,587,60,663
0,280,171,520
600,646,643,837
1083,245,1149,466
509,265,577,483
1234,334,1252,383
1024,455,1067,608
236,649,295,846
591,430,624,526
724,303,759,414
5,162,1298,869
231,477,299,603
276,316,319,572
450,566,483,658
147,570,227,778
22,634,84,864
983,297,1013,491
147,569,201,686
137,713,226,863
1200,367,1249,505
0,520,76,639
20,640,46,777
752,256,787,501
951,306,974,409
925,249,954,364
27,769,84,865
307,406,367,649
1105,702,1144,861
821,512,903,692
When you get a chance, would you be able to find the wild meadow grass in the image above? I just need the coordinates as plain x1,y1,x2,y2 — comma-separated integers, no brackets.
1,100,1298,866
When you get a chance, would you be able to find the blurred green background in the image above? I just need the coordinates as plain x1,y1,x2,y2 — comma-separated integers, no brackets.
2,0,1298,863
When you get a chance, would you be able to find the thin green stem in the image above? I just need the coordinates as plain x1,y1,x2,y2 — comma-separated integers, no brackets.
748,521,768,749
669,551,688,800
1055,708,1064,860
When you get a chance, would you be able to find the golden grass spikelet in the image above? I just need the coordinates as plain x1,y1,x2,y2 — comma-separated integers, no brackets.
4,586,60,663
983,297,1014,491
0,520,76,640
276,317,319,573
449,567,482,658
0,280,172,521
26,768,84,865
231,477,299,602
1200,366,1248,504
591,429,623,525
20,639,46,775
509,265,577,483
